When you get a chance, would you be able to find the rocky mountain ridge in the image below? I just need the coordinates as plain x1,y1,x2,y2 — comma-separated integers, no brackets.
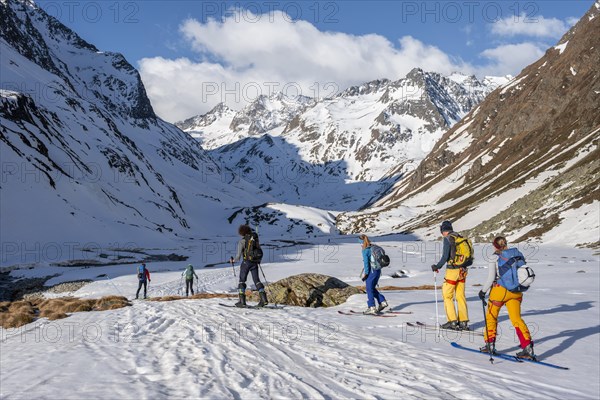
178,70,509,209
339,1,600,247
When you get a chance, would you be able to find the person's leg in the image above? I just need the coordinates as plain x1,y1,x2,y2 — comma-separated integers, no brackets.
442,269,459,322
238,261,250,291
249,264,264,291
190,278,194,295
505,295,532,348
250,264,268,306
456,280,469,322
484,287,505,343
136,281,142,299
372,269,385,303
236,262,250,306
365,271,377,308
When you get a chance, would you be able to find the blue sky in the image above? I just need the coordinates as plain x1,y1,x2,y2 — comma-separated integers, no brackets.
38,0,593,121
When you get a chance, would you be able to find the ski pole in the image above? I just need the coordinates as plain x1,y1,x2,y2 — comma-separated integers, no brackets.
177,275,183,295
100,274,125,297
258,263,275,306
434,271,440,337
230,257,236,277
481,297,494,364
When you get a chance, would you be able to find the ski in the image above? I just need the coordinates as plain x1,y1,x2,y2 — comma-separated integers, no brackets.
218,303,283,310
406,322,484,336
348,310,412,315
450,342,569,370
337,310,397,317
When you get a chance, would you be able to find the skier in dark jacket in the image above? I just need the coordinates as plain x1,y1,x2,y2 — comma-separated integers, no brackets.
230,225,268,308
182,264,199,296
431,221,469,330
135,263,151,299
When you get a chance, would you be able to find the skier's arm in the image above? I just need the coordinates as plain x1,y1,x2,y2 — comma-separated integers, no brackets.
145,269,151,281
481,260,497,293
233,239,244,263
434,237,450,270
362,248,371,275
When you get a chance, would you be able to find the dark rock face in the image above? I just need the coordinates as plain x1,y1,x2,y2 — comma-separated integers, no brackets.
247,273,361,307
1,0,156,120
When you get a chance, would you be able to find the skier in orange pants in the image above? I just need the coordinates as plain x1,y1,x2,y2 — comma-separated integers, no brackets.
479,237,535,360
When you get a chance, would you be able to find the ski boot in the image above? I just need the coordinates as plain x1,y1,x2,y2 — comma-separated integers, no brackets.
516,343,536,360
440,320,459,330
479,342,496,354
257,290,268,307
363,306,378,315
377,300,389,312
235,293,247,308
458,321,470,331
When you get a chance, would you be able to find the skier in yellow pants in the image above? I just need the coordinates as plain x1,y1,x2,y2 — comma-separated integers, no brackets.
431,221,470,330
479,237,535,360
442,267,469,328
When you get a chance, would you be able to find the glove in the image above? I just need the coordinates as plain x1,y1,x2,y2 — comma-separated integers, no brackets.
361,272,368,281
431,264,440,272
478,290,486,301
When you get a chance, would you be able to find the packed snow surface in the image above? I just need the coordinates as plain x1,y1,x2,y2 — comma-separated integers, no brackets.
1,238,599,399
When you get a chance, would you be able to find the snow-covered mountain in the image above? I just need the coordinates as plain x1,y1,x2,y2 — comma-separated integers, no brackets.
0,0,337,261
178,93,315,150
178,71,508,210
339,1,600,248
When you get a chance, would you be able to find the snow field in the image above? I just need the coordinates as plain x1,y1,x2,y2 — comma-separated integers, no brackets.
1,240,599,399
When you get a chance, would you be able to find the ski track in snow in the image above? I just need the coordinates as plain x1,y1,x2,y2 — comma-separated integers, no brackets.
1,243,598,399
2,299,588,399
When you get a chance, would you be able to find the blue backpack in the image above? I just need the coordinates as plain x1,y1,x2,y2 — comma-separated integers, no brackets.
497,248,534,292
137,265,146,281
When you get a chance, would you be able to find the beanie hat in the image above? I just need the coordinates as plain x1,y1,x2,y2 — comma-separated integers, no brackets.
440,220,453,233
493,237,507,250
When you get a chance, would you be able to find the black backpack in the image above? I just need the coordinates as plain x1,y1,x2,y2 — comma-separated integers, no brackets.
243,232,263,263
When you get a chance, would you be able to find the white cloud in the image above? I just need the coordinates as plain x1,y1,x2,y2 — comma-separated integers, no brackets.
139,10,473,122
139,10,547,122
478,42,545,76
490,13,572,38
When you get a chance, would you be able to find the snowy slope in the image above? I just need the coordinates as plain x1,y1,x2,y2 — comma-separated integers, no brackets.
178,71,508,209
1,239,599,399
0,0,337,263
340,3,600,247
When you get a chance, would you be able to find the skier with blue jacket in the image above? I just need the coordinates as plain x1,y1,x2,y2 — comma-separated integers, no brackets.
359,234,388,314
135,263,151,299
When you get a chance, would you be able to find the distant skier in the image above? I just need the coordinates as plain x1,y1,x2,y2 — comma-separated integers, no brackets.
431,221,473,330
479,236,536,360
135,263,151,299
230,225,267,308
182,264,199,296
359,234,388,314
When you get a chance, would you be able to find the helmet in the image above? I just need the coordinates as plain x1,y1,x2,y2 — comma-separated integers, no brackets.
518,266,535,287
